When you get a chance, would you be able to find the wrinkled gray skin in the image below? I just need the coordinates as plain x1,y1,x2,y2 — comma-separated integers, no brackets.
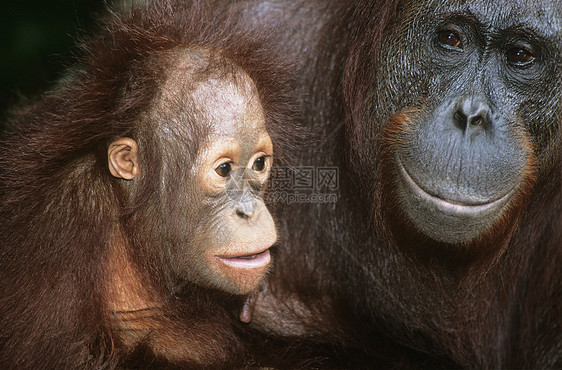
375,0,561,243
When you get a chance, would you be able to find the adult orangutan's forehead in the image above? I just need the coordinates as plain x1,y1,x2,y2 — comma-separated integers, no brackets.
428,0,561,37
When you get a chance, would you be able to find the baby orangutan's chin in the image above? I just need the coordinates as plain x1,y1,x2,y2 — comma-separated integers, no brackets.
208,248,272,294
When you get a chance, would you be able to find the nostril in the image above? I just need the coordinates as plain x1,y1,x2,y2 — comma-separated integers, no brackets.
236,209,248,219
454,111,466,123
453,96,492,133
236,207,254,219
470,116,483,126
454,110,468,131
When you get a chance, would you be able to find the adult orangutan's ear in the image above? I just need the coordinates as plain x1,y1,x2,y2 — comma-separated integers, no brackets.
108,138,140,180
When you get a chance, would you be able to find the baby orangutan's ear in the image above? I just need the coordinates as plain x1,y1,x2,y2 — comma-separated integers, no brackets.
108,138,140,180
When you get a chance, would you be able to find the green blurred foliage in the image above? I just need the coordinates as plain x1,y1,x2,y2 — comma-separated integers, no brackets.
0,1,106,116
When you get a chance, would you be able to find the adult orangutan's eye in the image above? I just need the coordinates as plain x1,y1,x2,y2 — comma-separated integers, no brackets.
438,30,463,50
506,46,535,67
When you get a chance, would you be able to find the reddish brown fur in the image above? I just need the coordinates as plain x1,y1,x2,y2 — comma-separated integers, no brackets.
0,1,297,368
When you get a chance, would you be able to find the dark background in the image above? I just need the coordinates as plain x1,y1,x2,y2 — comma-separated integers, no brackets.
0,1,106,117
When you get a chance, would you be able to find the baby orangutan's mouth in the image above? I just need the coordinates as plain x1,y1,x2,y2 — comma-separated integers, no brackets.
217,249,271,269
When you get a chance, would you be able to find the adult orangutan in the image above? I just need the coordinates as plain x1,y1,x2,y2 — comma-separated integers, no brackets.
229,0,561,368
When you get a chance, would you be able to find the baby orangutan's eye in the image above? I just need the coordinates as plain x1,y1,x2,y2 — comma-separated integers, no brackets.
252,156,267,172
215,162,232,177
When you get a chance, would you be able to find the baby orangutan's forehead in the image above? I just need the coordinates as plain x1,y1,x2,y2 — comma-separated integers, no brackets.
191,76,267,141
152,50,267,148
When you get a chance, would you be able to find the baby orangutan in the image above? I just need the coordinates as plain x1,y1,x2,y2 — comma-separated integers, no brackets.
105,49,278,364
0,45,281,368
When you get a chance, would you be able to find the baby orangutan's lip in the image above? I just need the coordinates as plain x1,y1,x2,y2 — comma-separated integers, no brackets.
216,249,271,269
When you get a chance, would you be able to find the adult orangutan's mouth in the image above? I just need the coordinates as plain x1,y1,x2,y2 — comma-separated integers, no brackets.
397,159,514,217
